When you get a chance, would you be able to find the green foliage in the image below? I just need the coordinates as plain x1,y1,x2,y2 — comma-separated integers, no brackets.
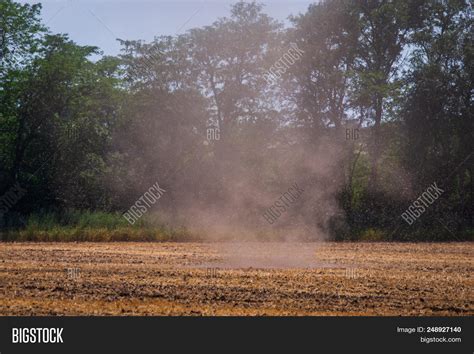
0,0,472,242
358,228,386,242
1,210,196,242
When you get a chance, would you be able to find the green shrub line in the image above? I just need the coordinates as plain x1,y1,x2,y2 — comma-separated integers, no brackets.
0,211,197,242
0,228,194,242
0,211,472,242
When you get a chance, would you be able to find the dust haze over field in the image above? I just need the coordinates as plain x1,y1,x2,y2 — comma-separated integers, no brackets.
134,130,350,268
155,134,346,234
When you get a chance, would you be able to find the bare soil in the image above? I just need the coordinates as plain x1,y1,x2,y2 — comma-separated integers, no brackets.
0,242,472,316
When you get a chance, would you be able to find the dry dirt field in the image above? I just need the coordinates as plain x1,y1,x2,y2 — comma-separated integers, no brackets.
0,242,472,316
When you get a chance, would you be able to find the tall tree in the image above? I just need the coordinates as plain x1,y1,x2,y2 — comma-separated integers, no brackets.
289,0,359,138
351,0,425,190
0,0,45,192
402,0,473,235
187,1,281,140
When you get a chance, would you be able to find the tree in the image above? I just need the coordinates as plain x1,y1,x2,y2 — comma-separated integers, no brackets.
402,0,473,237
0,0,45,193
187,1,281,141
351,0,425,191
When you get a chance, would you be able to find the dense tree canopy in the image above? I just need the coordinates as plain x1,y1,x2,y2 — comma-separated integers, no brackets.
0,0,472,240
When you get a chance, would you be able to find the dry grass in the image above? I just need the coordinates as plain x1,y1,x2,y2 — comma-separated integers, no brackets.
0,242,472,316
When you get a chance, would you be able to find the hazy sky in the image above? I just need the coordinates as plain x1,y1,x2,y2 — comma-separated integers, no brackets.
19,1,313,56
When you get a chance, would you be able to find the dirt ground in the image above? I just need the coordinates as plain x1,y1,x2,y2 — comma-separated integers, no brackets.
0,242,472,316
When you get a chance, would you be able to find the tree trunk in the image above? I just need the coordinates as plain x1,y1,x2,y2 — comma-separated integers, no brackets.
369,95,382,192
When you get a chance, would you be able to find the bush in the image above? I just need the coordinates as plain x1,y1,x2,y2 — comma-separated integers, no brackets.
358,228,386,242
0,210,196,242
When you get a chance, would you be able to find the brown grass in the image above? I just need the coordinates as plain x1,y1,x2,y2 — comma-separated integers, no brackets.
0,242,472,316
